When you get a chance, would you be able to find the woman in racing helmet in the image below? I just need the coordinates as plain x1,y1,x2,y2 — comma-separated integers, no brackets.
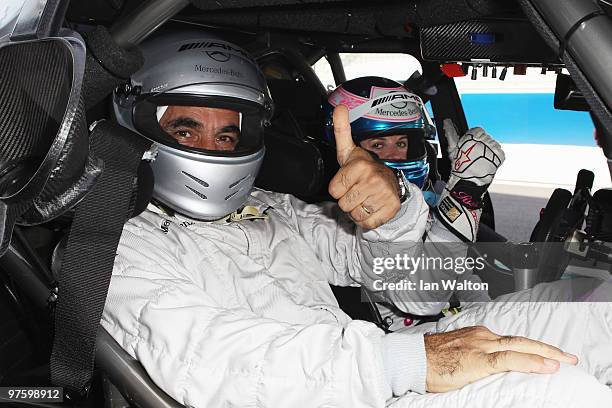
323,76,441,206
113,31,273,220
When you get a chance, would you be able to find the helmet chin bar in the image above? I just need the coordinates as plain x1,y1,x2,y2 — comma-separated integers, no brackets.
149,142,265,221
384,159,430,190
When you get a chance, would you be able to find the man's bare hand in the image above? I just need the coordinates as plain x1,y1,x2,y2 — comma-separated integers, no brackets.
425,326,579,393
328,105,401,229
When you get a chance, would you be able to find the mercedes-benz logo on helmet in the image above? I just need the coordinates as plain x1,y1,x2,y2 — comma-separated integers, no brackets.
206,50,231,62
391,100,409,110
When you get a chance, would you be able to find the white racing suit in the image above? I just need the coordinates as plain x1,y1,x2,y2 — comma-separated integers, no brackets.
371,122,506,328
371,204,491,332
102,185,612,408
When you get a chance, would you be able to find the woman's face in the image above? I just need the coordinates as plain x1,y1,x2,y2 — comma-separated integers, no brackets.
359,134,408,160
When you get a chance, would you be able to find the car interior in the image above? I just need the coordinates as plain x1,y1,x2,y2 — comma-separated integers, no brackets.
1,0,612,407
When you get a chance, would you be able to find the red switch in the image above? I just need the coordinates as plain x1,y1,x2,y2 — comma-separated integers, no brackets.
441,63,467,78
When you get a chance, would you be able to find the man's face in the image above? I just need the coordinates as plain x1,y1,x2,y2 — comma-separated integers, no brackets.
159,106,240,151
359,134,408,161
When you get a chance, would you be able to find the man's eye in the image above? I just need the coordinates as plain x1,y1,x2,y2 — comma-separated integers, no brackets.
396,141,407,148
372,143,384,149
175,130,191,138
217,135,236,144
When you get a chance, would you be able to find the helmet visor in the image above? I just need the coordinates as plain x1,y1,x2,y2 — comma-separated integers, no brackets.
359,133,427,162
132,93,266,157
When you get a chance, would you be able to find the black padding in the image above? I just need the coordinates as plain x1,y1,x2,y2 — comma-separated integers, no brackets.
82,26,144,109
50,121,151,396
255,129,324,197
266,78,325,138
85,26,143,79
254,77,334,201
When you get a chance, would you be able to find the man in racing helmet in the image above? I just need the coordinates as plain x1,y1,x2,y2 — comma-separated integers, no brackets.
113,31,273,221
105,32,612,408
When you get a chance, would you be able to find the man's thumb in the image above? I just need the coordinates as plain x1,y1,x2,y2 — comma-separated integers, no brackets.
333,104,356,166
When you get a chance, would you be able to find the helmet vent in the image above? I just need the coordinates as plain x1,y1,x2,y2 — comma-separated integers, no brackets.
182,171,209,187
185,185,207,200
229,175,248,189
224,191,238,201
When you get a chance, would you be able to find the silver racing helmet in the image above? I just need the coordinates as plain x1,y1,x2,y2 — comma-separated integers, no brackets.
113,31,272,220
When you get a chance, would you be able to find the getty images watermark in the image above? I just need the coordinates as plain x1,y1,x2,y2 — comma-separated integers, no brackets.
371,253,489,292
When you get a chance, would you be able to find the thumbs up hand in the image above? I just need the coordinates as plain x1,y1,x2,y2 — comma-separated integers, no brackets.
328,105,402,230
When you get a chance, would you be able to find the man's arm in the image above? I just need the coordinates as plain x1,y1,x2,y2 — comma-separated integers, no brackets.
103,221,431,406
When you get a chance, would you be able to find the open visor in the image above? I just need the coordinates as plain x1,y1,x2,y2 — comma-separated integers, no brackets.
132,92,267,156
360,132,428,163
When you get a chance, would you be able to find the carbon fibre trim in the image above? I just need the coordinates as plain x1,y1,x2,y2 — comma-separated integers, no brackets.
421,19,559,63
